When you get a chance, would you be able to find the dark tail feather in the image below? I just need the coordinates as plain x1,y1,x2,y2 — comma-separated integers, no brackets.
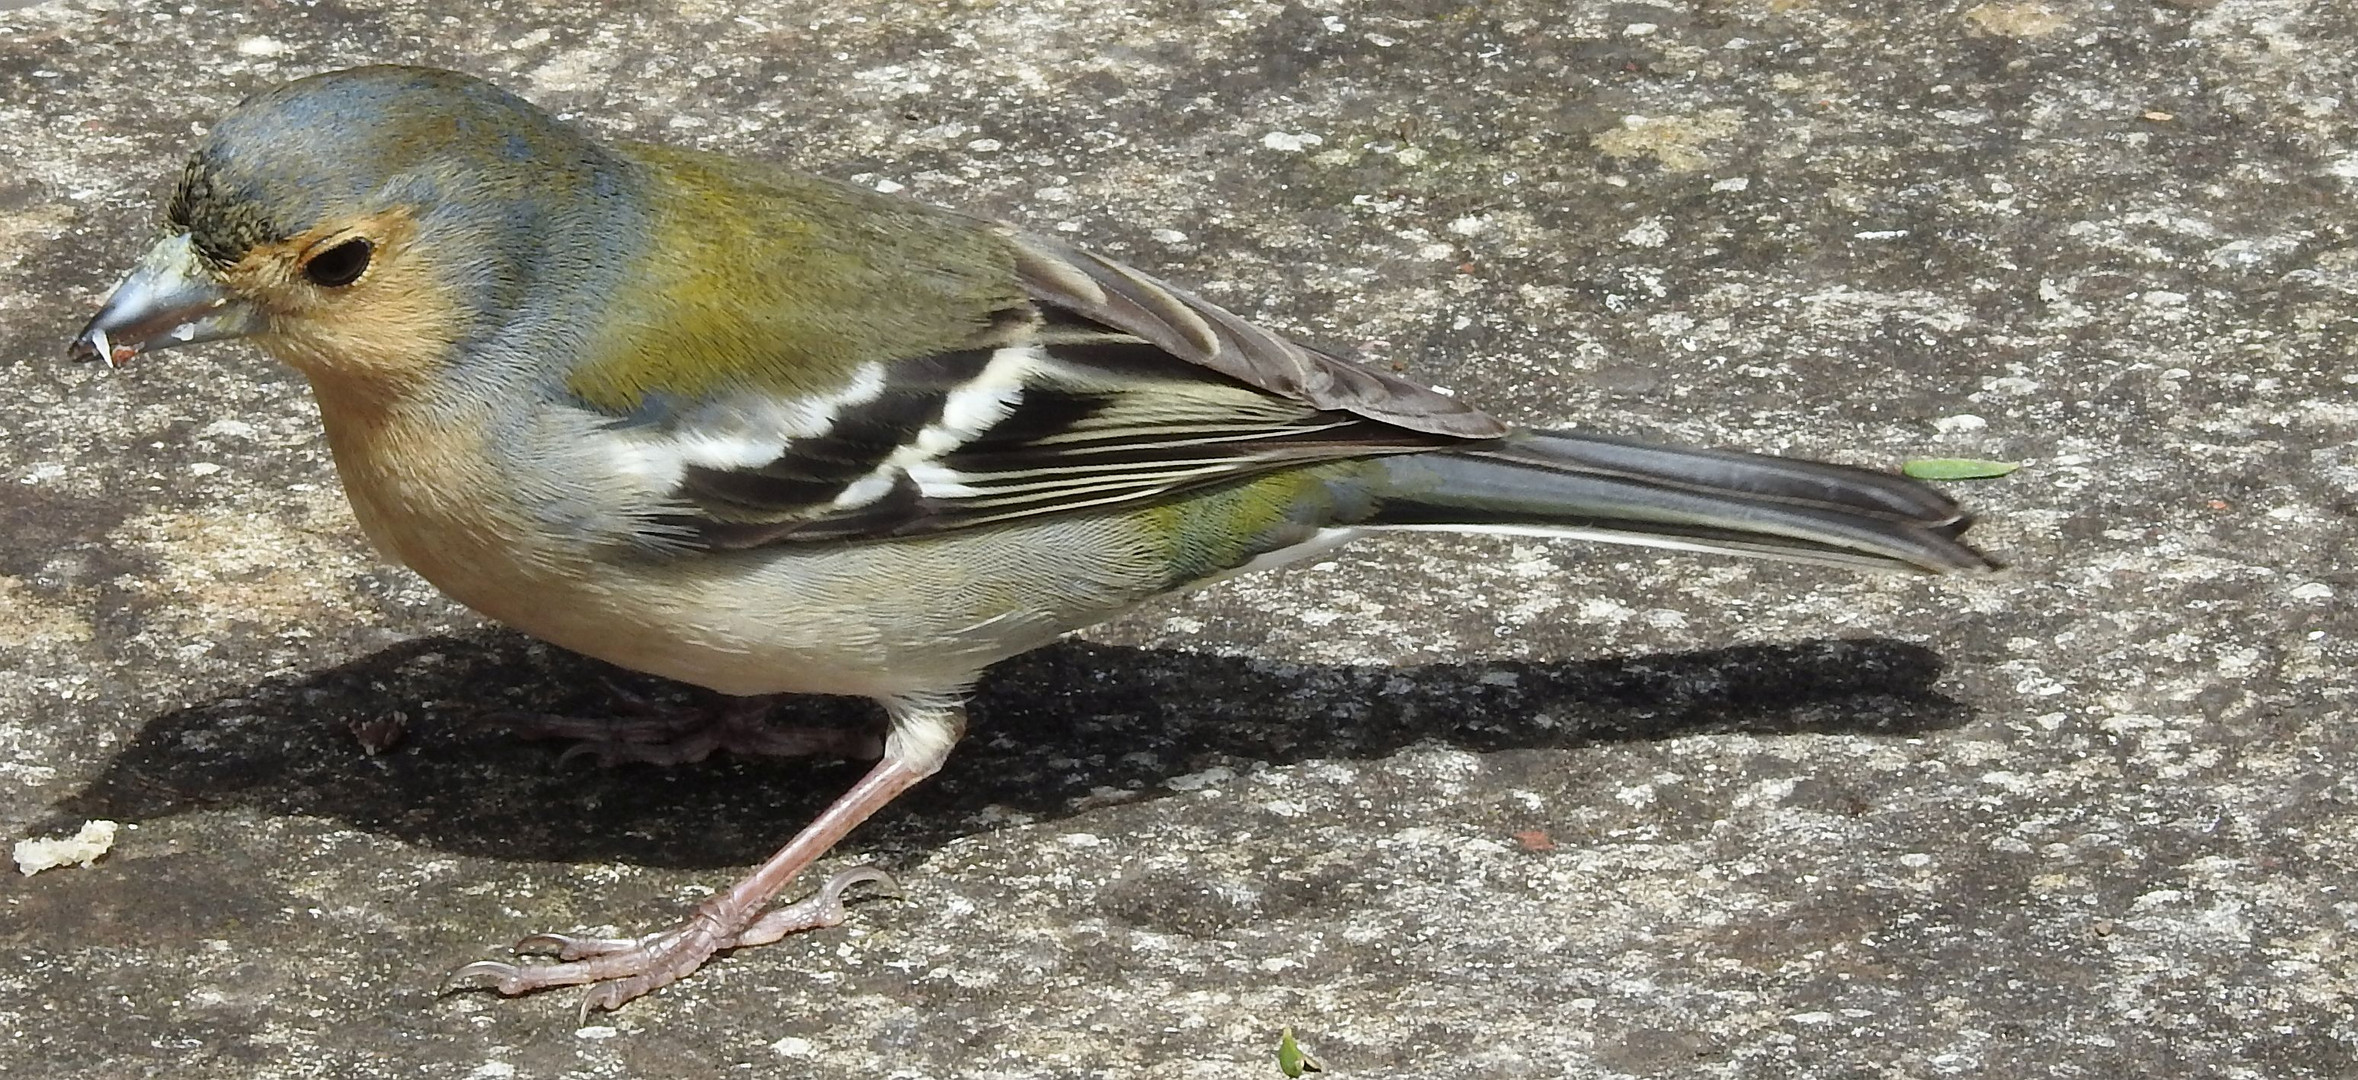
1367,430,1998,574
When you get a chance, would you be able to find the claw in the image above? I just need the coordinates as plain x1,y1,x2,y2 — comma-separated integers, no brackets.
581,981,631,1022
821,864,900,903
446,959,526,993
552,738,622,768
512,932,573,956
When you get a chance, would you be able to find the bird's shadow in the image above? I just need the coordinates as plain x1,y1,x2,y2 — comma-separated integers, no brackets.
44,630,1972,869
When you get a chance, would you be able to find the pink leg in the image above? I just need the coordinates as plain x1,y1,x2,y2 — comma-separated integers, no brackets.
450,694,964,1015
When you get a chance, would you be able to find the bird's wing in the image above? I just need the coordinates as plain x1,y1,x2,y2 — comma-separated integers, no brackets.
1005,233,1506,440
608,233,1504,550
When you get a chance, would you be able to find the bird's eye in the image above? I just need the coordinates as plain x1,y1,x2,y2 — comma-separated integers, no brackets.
302,238,373,287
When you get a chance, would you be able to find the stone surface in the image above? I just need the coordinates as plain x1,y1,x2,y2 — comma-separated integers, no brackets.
2,0,2354,1077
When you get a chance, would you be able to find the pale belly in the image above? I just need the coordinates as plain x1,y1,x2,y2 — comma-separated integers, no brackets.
349,479,1161,700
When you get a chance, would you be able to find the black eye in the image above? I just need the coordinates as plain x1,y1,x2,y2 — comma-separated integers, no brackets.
302,238,372,287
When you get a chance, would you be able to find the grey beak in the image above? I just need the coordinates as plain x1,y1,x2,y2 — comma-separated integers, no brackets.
69,234,260,368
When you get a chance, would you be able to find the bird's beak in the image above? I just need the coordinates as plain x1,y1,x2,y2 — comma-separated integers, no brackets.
69,233,259,368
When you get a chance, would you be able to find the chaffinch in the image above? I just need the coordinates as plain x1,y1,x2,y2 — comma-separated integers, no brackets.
72,65,1995,1014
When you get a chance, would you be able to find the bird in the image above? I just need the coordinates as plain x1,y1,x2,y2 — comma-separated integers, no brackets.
71,64,1996,1014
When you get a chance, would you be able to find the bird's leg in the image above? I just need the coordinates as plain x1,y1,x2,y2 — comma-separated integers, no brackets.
500,684,884,767
450,695,965,1015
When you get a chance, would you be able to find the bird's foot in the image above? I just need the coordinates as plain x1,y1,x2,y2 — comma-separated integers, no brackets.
501,684,882,767
448,864,898,1016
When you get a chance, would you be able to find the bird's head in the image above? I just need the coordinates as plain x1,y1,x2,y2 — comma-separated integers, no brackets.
72,65,639,393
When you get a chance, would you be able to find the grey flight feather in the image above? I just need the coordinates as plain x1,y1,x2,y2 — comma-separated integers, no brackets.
1368,430,1996,574
1007,232,1511,440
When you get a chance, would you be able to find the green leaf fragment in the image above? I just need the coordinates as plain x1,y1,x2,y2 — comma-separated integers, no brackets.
1277,1026,1323,1076
1901,458,2022,481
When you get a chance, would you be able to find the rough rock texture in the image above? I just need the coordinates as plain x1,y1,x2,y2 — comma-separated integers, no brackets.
2,0,2353,1076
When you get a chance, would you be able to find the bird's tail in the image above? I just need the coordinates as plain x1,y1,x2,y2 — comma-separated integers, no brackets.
1363,430,1998,574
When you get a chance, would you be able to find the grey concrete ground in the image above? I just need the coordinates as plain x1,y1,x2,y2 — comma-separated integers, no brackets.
2,0,2353,1076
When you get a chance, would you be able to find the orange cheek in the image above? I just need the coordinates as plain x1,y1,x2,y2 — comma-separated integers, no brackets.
239,247,466,395
265,259,467,388
228,210,461,392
